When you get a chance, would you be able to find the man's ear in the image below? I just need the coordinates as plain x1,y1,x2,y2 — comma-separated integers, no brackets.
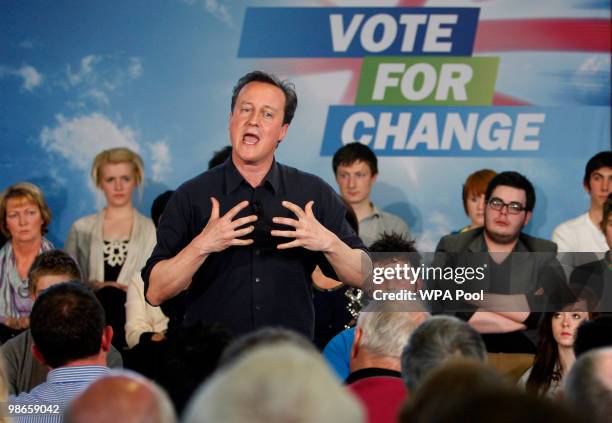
523,211,533,227
583,181,591,195
100,326,113,352
350,327,362,361
278,123,289,143
32,345,47,367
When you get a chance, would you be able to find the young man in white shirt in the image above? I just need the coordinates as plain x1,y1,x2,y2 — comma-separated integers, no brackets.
552,151,612,253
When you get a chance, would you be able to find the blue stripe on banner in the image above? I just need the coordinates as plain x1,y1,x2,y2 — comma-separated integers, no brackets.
238,7,479,58
320,106,611,157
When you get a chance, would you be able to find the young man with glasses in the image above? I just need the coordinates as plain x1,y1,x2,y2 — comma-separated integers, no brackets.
434,171,566,353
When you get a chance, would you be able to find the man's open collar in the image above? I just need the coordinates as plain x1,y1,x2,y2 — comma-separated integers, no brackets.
223,158,281,194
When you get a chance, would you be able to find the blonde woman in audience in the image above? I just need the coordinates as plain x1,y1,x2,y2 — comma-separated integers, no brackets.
66,147,156,349
518,300,592,398
0,183,54,342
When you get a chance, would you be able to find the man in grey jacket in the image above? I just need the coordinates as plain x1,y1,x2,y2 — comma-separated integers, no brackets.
1,250,122,395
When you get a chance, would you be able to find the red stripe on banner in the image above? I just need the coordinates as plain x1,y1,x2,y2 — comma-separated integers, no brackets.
475,19,611,52
492,92,531,106
397,0,428,6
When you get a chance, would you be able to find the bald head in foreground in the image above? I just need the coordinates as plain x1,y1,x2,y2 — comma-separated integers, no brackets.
66,371,176,423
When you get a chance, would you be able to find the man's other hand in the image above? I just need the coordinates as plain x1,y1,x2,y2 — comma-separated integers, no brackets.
271,200,337,252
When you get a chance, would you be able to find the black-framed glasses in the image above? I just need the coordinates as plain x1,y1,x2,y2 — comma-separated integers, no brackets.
488,197,526,215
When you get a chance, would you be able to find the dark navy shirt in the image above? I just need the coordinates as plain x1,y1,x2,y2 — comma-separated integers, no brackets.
142,158,366,338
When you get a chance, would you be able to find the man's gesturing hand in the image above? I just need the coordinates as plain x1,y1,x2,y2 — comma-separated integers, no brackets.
271,201,337,252
191,197,257,254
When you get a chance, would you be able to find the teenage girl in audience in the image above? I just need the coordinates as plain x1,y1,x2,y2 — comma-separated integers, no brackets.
65,147,156,349
0,183,54,342
519,299,593,398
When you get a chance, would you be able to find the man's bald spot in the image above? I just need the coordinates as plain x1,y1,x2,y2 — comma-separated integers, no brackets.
67,374,176,423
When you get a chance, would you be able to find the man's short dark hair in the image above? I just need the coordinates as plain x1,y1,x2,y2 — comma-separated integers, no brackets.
30,282,105,368
28,249,82,295
485,171,536,212
584,151,612,188
332,142,378,175
370,232,417,253
231,71,297,125
574,315,612,357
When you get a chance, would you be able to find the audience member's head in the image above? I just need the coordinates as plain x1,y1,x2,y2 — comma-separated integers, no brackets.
483,171,535,245
369,232,417,253
220,327,316,367
0,181,52,238
351,302,427,374
565,347,612,423
27,249,82,297
208,146,232,169
91,147,144,188
332,142,378,176
66,370,176,423
574,315,612,357
403,388,583,423
485,171,536,213
183,343,364,423
462,169,497,229
401,315,486,391
332,143,378,207
526,300,592,396
30,282,111,369
151,190,174,227
366,233,423,308
399,360,513,423
158,323,232,416
583,151,612,192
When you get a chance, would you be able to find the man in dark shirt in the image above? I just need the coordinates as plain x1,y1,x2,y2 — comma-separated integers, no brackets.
143,71,368,338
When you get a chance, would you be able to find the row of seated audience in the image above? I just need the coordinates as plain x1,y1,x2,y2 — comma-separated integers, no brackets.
0,270,611,422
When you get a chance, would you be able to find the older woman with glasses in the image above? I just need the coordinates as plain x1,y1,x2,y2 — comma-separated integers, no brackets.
0,183,54,342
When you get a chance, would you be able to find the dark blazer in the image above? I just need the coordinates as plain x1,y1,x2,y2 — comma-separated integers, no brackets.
432,227,567,318
436,227,557,254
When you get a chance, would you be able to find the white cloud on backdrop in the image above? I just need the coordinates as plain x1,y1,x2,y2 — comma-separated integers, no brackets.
148,141,173,182
63,55,143,107
181,0,234,27
0,64,43,91
67,55,101,86
40,113,141,170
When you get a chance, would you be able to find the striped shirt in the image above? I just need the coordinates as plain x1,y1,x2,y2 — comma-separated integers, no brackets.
9,365,111,423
